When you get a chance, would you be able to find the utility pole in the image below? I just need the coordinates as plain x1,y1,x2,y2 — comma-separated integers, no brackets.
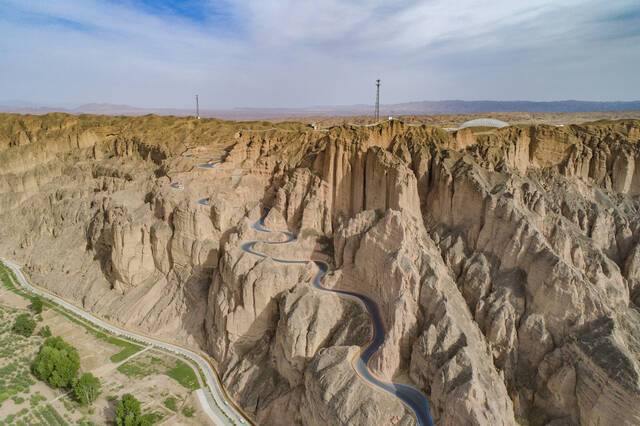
375,79,381,121
195,94,200,119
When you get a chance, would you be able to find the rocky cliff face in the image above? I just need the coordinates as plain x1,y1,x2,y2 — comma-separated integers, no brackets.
1,113,639,425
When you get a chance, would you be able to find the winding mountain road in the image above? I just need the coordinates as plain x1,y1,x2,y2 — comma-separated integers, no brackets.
241,215,435,426
0,257,250,426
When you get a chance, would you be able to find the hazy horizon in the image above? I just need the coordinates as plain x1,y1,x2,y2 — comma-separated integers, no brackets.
1,0,639,109
3,98,640,112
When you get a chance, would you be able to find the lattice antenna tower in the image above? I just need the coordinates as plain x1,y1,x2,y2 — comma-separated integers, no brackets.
375,79,381,121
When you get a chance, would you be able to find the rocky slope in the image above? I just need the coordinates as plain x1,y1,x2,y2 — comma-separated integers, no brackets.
1,113,639,425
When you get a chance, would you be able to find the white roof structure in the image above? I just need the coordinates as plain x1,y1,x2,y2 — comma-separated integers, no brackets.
458,118,509,129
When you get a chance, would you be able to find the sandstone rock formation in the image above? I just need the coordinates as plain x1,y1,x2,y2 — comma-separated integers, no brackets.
1,113,639,425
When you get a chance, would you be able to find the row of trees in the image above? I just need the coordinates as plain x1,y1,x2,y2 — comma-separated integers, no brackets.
32,336,102,406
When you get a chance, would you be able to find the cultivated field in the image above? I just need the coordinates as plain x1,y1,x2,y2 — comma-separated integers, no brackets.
0,265,212,426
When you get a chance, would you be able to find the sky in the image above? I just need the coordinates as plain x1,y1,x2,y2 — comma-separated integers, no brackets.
1,0,639,108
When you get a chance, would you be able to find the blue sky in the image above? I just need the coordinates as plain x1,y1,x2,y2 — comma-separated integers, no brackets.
0,0,639,108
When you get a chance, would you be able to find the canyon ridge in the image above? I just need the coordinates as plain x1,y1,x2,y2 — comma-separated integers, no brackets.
1,113,639,425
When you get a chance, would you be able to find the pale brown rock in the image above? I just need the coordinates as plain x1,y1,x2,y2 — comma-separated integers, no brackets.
302,346,416,426
1,114,640,425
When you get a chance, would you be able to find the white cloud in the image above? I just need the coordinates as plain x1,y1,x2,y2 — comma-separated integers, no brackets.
0,0,638,107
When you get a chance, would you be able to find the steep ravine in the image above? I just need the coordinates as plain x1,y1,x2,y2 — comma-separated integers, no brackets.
1,113,639,425
239,214,434,425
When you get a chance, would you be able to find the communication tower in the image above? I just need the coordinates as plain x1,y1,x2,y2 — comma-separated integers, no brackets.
375,79,381,121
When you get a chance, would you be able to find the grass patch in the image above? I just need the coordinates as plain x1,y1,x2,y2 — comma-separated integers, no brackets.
146,411,165,423
30,392,46,407
117,353,199,391
167,360,199,391
163,396,177,411
109,339,143,363
182,405,195,417
35,404,69,426
117,361,149,379
0,326,38,407
116,352,163,379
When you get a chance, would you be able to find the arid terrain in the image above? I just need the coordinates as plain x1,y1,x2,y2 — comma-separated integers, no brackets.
1,112,639,425
0,265,209,425
290,110,640,129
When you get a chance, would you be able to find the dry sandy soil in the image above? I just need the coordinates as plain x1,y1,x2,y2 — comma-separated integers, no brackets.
281,110,640,128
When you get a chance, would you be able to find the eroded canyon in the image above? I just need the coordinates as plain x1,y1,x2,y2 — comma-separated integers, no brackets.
1,113,639,425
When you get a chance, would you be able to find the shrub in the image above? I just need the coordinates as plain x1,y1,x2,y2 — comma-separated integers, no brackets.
182,406,195,417
30,298,43,314
12,313,36,337
163,396,177,411
29,393,46,407
73,373,101,406
31,337,80,389
38,325,52,338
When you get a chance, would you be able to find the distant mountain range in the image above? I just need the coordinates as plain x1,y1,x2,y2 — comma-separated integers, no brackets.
1,100,639,120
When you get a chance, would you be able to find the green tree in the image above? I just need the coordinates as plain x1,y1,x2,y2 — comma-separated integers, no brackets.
38,325,52,338
73,373,101,406
115,394,141,426
30,297,43,314
31,337,80,389
12,313,36,337
113,394,156,426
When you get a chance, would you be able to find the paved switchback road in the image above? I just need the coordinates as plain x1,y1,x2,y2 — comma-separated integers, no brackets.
0,257,250,426
241,217,435,426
